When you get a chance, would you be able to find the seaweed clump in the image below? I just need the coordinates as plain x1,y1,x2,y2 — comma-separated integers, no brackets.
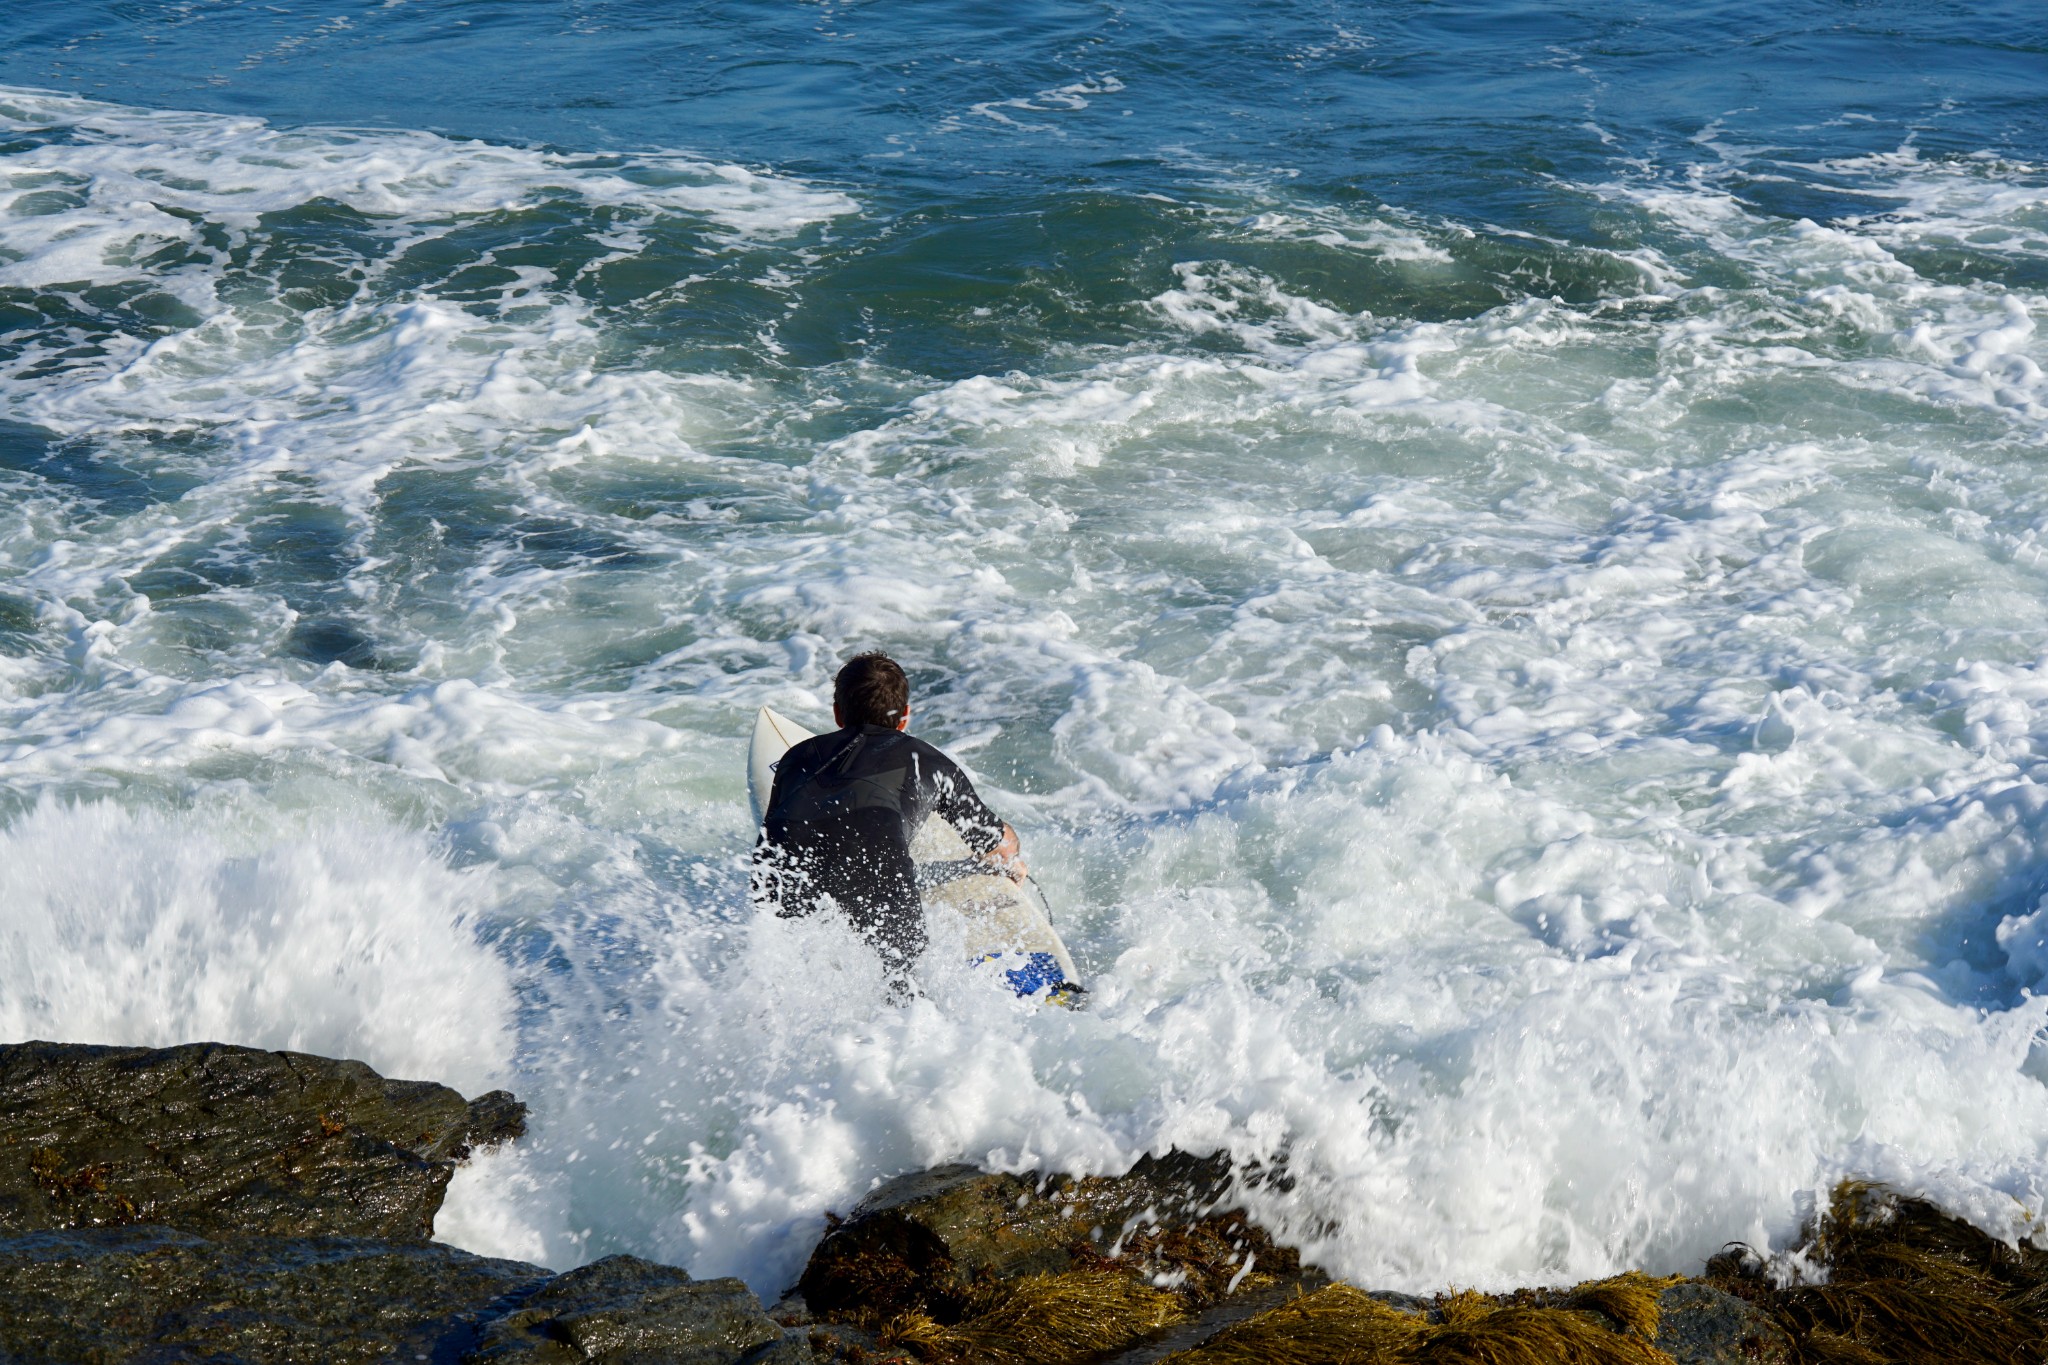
1156,1273,1679,1365
1703,1181,2048,1365
878,1269,1187,1365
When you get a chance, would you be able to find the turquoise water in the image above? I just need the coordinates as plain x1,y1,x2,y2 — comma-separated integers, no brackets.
3,0,2048,1294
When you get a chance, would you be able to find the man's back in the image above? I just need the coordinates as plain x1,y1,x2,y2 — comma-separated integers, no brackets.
754,723,1005,970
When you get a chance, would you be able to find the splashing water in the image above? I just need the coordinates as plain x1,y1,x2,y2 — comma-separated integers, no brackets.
3,0,2048,1299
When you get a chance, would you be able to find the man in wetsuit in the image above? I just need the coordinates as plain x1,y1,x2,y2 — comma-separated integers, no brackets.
751,651,1026,977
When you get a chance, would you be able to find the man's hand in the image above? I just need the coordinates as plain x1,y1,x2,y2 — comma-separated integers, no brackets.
982,823,1028,882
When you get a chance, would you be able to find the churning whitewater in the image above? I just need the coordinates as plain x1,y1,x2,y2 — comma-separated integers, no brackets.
3,4,2048,1303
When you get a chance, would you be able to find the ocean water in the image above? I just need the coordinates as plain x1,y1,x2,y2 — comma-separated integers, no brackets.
3,0,2048,1297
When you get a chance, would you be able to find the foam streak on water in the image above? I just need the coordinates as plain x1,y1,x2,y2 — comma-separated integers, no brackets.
1,63,2047,1298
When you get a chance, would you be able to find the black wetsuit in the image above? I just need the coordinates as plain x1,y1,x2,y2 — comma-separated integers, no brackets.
752,724,1007,972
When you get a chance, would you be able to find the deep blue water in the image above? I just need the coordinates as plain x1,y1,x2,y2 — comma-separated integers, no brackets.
9,2,2044,218
15,0,2042,394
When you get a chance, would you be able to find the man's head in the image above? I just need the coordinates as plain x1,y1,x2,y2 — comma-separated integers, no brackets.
833,651,911,730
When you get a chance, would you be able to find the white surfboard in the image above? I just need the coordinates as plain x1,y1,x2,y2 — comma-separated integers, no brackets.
746,705,1081,991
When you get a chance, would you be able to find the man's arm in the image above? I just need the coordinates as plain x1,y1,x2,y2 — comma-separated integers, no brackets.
925,750,1029,882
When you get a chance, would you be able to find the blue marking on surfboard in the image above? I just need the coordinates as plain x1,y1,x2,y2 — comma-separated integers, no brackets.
974,950,1080,1004
1002,951,1065,995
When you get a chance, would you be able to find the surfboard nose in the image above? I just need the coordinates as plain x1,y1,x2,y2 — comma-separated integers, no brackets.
748,705,810,825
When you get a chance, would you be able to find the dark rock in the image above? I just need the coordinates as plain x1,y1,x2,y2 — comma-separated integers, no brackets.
797,1150,1250,1323
468,1254,812,1365
0,1224,547,1365
0,1040,525,1240
1653,1282,1793,1365
0,1040,811,1365
0,1232,812,1365
798,1164,1060,1321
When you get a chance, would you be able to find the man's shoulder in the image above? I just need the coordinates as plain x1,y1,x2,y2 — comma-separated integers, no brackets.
784,730,840,759
777,726,935,767
898,732,970,779
844,727,962,773
778,728,850,774
785,726,966,778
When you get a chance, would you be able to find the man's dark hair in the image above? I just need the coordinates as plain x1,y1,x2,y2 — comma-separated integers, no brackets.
835,652,910,728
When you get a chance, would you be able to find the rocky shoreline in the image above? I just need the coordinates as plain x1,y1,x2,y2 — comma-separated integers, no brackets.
1,1041,2038,1364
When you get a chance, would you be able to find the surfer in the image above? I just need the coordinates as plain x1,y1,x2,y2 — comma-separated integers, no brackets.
751,651,1027,978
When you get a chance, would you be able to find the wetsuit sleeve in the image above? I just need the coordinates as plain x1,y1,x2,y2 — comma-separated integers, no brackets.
923,749,1007,855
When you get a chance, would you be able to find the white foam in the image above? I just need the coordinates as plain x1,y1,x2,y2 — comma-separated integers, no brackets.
0,88,855,288
5,93,2048,1295
437,1142,571,1267
551,729,2048,1292
0,799,517,1096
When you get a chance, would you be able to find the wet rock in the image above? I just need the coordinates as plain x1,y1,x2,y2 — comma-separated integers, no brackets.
1653,1282,1793,1364
0,1040,525,1240
0,1040,817,1365
468,1254,812,1364
797,1150,1279,1325
0,1224,547,1364
0,1045,1806,1365
790,1154,1302,1358
798,1163,1064,1320
0,1232,812,1365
